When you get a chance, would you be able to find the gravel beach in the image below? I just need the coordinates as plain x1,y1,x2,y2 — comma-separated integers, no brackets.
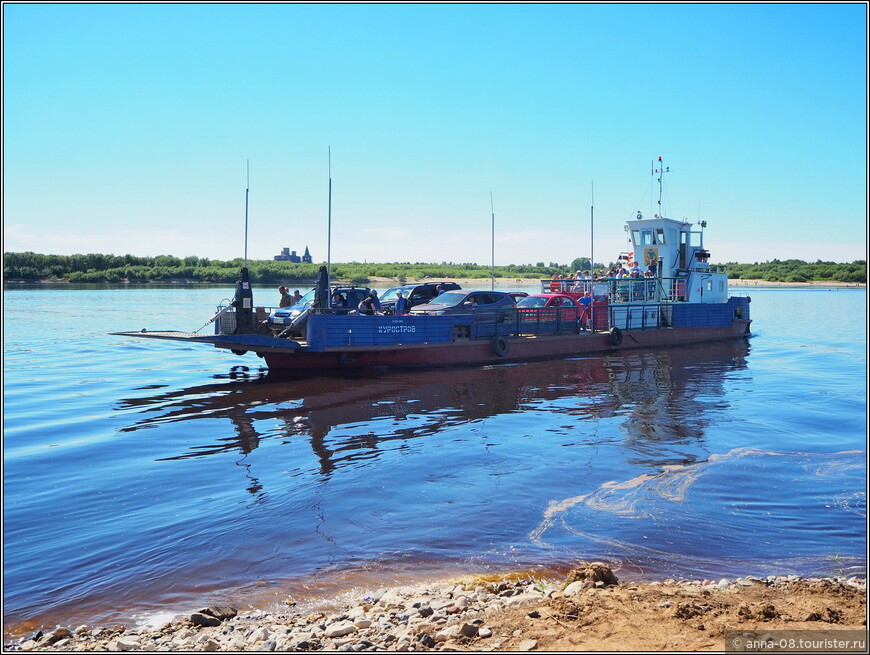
6,564,866,652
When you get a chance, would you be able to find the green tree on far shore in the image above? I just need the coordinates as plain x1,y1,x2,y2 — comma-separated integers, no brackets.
3,251,866,285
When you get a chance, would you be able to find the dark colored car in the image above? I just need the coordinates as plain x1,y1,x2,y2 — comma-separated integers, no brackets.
268,286,372,335
409,290,516,315
378,282,462,313
507,291,529,304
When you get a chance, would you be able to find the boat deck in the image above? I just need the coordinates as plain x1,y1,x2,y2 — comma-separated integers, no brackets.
112,330,214,341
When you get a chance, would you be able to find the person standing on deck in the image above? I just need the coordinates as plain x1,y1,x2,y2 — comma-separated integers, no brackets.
394,290,408,316
358,294,376,315
278,286,292,308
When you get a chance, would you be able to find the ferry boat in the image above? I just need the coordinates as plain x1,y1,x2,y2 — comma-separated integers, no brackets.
113,160,751,374
113,219,751,375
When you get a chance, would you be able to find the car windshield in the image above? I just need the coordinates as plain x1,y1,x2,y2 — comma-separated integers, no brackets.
274,288,314,313
425,291,466,306
379,286,408,303
518,296,549,308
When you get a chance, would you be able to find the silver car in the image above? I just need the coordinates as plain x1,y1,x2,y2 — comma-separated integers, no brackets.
409,290,516,315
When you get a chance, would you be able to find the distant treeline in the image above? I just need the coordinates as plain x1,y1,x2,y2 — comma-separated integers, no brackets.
3,252,570,285
3,252,866,285
724,259,865,284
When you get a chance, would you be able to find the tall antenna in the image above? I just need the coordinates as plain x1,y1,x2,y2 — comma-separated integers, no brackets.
490,191,495,290
590,181,594,276
244,159,250,268
327,147,332,287
652,156,670,218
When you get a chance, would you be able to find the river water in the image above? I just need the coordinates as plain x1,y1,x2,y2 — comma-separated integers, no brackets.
3,284,866,638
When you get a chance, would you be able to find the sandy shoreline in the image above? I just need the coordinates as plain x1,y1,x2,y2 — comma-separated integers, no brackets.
6,565,866,652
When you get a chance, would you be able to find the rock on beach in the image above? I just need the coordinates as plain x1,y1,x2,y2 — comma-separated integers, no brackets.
5,565,866,652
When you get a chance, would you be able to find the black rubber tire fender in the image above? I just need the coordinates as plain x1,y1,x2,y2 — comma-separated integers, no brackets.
609,327,623,346
492,336,509,357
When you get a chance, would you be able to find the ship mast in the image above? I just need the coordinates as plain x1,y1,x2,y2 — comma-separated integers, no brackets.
244,159,250,268
590,181,594,277
652,156,669,218
490,192,495,291
327,147,332,288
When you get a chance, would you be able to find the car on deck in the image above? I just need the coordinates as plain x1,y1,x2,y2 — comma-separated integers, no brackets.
268,286,372,336
378,282,462,314
409,290,517,315
516,293,587,327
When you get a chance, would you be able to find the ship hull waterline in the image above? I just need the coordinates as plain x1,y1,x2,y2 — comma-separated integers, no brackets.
254,322,751,373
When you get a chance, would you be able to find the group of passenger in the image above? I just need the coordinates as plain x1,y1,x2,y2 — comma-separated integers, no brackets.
552,259,658,290
330,289,407,316
279,283,454,317
333,284,449,316
278,286,303,307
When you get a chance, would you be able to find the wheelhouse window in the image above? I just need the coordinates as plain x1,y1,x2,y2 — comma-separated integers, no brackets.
632,229,654,246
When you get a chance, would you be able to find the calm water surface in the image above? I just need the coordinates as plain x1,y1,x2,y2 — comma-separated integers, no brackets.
3,285,866,638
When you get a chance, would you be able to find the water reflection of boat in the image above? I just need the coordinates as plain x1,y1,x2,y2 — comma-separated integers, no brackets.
112,162,752,374
117,339,749,480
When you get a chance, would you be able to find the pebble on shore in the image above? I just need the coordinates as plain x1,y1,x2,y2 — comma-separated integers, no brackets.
5,565,866,652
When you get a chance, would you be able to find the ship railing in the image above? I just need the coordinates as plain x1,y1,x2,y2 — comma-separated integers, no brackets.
511,307,588,336
215,303,289,336
215,301,671,343
479,302,673,339
540,277,694,303
215,303,237,334
606,303,672,331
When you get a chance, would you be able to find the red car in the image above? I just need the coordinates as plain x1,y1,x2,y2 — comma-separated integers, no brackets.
516,293,588,326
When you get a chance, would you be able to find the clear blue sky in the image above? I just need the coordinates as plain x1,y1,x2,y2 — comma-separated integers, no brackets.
4,3,867,266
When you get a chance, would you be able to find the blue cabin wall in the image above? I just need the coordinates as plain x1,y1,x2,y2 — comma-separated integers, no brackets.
307,314,462,350
304,296,751,349
671,296,750,328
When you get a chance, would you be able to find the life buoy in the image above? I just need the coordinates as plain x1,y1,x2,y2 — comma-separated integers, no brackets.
608,327,623,346
492,336,509,357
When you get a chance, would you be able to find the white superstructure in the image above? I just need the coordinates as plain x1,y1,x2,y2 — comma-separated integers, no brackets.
625,214,728,303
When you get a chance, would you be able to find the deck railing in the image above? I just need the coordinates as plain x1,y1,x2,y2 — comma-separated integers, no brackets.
217,288,686,346
539,277,692,303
